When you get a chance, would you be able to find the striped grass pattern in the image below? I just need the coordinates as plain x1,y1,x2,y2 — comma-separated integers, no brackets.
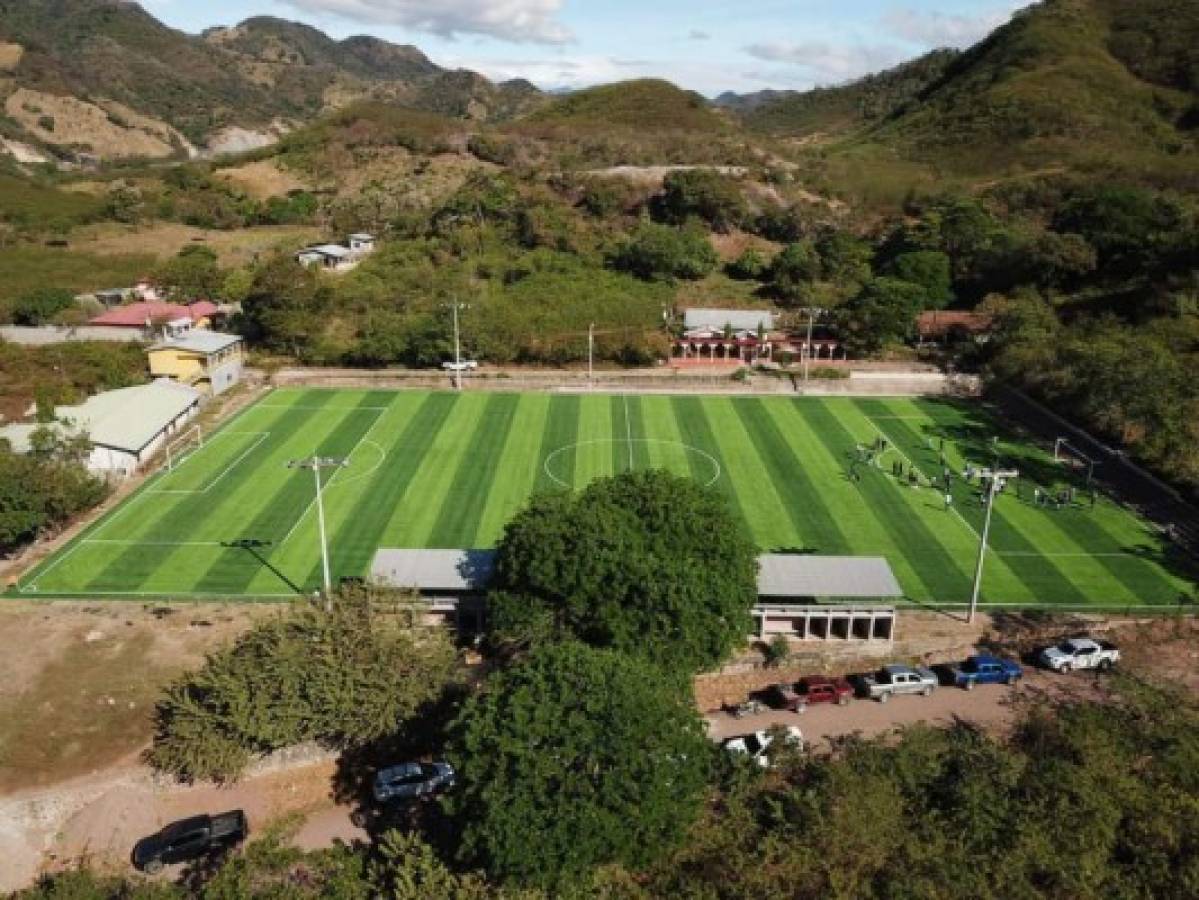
14,389,1194,608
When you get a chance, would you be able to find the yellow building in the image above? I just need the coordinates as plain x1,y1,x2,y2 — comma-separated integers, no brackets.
148,330,245,396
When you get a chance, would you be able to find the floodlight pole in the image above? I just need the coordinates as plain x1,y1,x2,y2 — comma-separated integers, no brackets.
443,300,470,390
588,322,595,389
968,467,1019,623
801,307,825,386
288,455,349,604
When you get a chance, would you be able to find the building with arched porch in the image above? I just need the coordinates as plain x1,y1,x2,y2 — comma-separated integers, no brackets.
673,308,846,365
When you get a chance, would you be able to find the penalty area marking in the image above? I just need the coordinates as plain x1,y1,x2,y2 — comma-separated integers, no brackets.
147,432,271,495
542,438,722,490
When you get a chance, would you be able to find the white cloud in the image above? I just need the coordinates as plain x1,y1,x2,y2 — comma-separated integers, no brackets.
882,4,1025,48
743,41,909,83
276,0,573,44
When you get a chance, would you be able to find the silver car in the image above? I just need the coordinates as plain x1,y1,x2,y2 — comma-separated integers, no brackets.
373,761,456,802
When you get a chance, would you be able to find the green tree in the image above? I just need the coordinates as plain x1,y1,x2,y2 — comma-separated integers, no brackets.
153,245,224,300
446,642,711,889
770,241,822,304
655,169,746,233
12,287,75,325
487,470,757,676
884,251,953,308
727,248,769,280
609,221,717,281
836,277,924,354
240,254,330,359
148,590,458,781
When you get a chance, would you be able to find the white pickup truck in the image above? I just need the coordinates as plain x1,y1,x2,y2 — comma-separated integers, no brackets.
861,664,938,703
1038,637,1120,672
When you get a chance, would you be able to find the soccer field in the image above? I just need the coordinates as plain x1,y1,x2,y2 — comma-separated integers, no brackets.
15,388,1194,608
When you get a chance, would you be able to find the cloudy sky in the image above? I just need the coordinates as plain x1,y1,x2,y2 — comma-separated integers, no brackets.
141,0,1030,96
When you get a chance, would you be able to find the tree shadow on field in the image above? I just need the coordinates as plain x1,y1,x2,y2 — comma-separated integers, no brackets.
330,684,471,854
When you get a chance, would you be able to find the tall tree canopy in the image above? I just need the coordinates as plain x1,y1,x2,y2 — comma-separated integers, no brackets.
445,642,711,889
486,470,758,676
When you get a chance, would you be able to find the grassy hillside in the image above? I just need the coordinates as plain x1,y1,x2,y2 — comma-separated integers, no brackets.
528,80,729,133
735,50,959,136
862,0,1198,182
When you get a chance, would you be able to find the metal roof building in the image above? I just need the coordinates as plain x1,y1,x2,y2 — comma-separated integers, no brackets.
0,379,201,476
371,549,901,600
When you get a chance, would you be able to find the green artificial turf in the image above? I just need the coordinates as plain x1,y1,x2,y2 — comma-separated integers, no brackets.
13,388,1195,608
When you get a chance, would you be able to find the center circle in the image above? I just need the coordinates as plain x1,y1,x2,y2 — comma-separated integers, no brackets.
542,439,722,490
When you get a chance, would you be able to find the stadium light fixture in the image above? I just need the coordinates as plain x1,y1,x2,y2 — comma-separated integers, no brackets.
443,300,470,390
287,455,349,601
968,467,1019,623
800,307,827,386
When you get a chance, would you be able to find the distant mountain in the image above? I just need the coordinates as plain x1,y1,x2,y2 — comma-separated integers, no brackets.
0,0,543,158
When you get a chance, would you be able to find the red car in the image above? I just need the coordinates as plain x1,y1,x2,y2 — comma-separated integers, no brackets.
769,677,853,712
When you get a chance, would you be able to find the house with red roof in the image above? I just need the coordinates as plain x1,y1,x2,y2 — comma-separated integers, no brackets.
89,301,219,331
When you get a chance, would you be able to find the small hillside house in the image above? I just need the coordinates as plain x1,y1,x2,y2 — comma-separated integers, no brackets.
296,233,377,272
148,330,245,396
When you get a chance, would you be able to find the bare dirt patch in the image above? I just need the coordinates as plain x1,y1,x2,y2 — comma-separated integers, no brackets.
0,601,280,794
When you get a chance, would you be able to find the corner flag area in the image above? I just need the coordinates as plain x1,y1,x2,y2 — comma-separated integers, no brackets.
13,388,1195,609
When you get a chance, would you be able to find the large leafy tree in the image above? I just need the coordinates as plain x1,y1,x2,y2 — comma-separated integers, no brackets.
608,220,718,281
487,470,758,676
654,169,747,233
149,589,458,781
836,277,925,354
446,642,711,889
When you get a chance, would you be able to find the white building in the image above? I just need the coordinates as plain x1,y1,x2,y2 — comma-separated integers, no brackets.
0,379,201,478
296,233,377,272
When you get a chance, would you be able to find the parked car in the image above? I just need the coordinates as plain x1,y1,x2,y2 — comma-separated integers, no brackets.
373,761,456,803
442,360,479,372
861,664,937,703
950,654,1023,690
723,727,804,767
1039,637,1120,672
724,697,765,718
769,677,854,711
132,810,247,874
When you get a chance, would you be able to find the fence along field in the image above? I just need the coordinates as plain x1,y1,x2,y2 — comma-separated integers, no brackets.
13,388,1194,608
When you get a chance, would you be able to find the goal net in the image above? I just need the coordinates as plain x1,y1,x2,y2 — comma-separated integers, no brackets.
165,425,204,471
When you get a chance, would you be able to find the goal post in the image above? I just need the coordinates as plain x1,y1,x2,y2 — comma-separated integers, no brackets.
1054,436,1097,487
165,424,204,472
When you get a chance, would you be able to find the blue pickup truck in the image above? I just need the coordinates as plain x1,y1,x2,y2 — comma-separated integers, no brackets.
949,655,1023,690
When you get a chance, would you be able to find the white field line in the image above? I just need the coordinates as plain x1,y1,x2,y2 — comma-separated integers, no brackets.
623,394,634,470
278,403,395,547
82,540,226,546
997,551,1135,558
147,433,270,495
862,414,984,544
254,404,390,411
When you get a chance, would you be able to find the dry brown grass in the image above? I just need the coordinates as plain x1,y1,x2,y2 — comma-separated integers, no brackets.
0,602,280,792
70,222,321,267
0,43,23,72
215,159,309,199
4,88,180,159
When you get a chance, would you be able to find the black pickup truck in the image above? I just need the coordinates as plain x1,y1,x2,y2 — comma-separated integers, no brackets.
132,810,248,873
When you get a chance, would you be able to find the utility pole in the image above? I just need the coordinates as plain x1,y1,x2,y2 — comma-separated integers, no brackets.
288,455,349,606
968,466,1019,623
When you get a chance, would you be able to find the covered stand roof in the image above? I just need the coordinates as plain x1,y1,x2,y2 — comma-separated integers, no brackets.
756,555,902,599
370,550,902,600
683,308,775,332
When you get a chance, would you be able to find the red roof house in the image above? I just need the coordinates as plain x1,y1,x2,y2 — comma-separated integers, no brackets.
90,302,218,328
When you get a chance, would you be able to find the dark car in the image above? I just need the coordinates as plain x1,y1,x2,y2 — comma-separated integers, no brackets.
132,810,247,874
950,654,1023,690
373,761,456,803
768,677,854,712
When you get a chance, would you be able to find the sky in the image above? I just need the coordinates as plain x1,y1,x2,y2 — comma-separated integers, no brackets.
140,0,1031,96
